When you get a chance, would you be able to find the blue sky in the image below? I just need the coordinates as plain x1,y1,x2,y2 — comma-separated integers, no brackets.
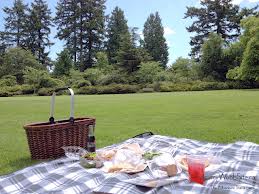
0,0,258,65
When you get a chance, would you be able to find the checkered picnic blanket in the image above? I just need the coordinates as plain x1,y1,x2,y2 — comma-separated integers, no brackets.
0,135,258,194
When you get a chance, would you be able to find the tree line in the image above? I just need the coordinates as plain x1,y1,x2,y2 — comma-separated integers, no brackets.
0,0,258,97
0,0,168,72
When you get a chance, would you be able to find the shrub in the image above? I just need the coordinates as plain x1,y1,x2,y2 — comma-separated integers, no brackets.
5,85,22,95
226,81,253,89
190,81,229,91
41,77,65,88
20,84,35,95
23,67,64,92
37,88,53,96
0,75,17,87
142,88,154,93
99,71,129,85
0,91,11,97
137,61,163,84
0,47,41,84
159,82,192,92
97,84,139,94
73,79,91,88
77,86,98,95
77,84,139,95
83,68,104,85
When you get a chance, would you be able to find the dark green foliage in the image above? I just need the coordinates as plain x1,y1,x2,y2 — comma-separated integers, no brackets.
20,84,35,94
2,0,28,48
28,0,53,66
239,36,259,81
0,75,17,87
226,16,259,82
224,42,244,70
143,12,169,68
94,52,113,73
137,61,163,83
116,33,141,73
77,84,139,95
99,70,129,85
0,47,41,83
73,80,91,88
83,68,104,85
171,57,200,81
53,49,73,76
55,0,78,64
0,91,11,97
55,0,106,71
23,66,65,93
66,69,86,88
200,33,227,81
226,66,240,80
106,7,129,64
37,87,53,96
0,84,34,96
184,0,258,58
77,86,98,94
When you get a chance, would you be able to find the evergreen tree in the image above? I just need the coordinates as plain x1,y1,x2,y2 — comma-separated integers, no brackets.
116,33,141,73
184,0,258,58
80,0,106,71
55,0,78,65
143,12,169,68
129,27,140,48
106,6,129,64
55,0,106,71
53,49,73,76
2,0,28,48
28,0,53,66
0,32,8,56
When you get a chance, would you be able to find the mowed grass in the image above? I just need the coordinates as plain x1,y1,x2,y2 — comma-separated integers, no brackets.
0,90,259,175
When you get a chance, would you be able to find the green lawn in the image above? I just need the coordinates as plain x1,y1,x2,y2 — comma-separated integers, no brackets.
0,90,259,175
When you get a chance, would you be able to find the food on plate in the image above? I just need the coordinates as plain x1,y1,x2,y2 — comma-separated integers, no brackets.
80,152,103,169
107,162,134,173
98,149,116,161
143,152,161,160
98,143,144,162
119,143,144,155
82,152,97,160
107,163,147,173
161,164,178,177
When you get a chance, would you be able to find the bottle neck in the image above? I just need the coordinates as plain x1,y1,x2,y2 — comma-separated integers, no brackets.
88,125,94,136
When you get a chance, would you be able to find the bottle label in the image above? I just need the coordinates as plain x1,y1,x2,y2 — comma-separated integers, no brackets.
87,135,96,152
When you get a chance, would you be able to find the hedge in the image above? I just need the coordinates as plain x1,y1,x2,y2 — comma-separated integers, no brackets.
0,81,258,97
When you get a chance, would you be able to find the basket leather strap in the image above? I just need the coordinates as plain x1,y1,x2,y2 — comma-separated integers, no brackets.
49,87,74,124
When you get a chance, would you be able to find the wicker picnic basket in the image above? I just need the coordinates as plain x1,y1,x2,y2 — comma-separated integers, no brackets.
24,87,95,160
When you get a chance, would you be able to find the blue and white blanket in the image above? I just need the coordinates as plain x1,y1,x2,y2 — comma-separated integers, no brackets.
0,135,258,194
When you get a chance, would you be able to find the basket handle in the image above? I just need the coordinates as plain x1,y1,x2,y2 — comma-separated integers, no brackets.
49,87,74,124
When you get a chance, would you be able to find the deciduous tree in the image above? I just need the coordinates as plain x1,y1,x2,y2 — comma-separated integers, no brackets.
200,33,227,81
184,0,258,58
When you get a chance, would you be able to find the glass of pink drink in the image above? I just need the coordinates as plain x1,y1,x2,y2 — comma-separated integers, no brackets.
187,155,205,185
